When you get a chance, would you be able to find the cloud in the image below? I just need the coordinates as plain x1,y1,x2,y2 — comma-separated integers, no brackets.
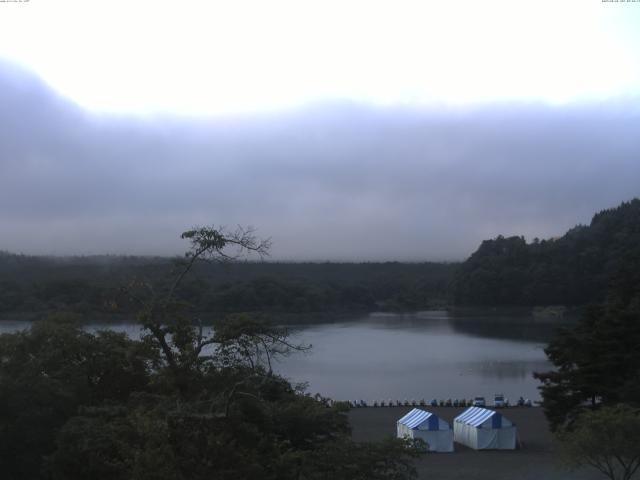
1,60,639,260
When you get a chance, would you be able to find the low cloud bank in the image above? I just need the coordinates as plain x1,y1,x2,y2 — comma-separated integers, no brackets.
1,61,639,260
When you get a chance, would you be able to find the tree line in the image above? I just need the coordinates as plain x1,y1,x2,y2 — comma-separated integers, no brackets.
453,199,640,306
534,244,640,479
509,200,640,479
0,252,454,319
3,199,640,321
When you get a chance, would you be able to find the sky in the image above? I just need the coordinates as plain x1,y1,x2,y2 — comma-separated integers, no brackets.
0,0,639,261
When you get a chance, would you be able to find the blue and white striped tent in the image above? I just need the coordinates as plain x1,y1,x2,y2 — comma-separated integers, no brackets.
397,408,453,452
454,406,517,450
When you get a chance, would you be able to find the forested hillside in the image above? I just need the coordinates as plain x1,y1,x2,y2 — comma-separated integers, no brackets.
453,199,640,306
0,254,455,318
4,199,638,316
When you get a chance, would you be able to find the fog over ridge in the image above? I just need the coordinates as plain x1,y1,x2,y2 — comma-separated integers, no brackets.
1,60,639,261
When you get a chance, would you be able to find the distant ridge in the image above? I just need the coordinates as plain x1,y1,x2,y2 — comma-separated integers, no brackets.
452,198,640,306
0,254,455,318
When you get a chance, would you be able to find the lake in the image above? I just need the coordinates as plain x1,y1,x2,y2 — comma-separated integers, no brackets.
0,309,556,403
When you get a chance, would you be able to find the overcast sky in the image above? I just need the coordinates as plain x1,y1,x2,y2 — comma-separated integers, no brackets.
1,1,639,260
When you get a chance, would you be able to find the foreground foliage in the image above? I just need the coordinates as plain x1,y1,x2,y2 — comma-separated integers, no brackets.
534,258,640,431
557,405,640,480
534,217,640,478
0,227,420,480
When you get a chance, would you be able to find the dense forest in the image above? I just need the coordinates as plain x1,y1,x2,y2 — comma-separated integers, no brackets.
453,199,640,306
0,254,454,319
0,228,422,480
2,199,639,320
532,214,640,480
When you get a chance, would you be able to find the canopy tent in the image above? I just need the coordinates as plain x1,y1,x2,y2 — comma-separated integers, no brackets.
396,408,454,452
453,406,517,450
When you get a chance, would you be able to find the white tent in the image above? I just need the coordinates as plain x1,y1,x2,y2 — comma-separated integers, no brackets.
396,408,454,452
453,406,517,450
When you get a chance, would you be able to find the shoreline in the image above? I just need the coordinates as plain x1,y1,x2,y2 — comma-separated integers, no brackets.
348,406,600,480
0,305,581,323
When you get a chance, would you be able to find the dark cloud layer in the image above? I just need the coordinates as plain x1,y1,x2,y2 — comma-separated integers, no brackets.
1,60,639,260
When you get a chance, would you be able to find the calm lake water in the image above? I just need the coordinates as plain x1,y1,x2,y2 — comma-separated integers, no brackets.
0,310,556,402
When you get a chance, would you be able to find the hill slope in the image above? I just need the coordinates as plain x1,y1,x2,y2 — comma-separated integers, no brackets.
452,199,640,306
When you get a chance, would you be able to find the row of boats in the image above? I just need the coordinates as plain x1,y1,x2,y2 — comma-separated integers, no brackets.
347,395,534,408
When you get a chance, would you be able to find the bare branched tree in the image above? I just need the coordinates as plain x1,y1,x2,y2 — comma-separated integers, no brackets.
121,224,310,413
213,313,311,375
122,226,271,382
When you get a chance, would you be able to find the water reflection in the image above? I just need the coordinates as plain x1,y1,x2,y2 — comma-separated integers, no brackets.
280,310,553,401
359,310,560,343
0,310,555,402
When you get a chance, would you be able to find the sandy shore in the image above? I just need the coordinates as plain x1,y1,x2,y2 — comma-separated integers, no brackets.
348,406,601,480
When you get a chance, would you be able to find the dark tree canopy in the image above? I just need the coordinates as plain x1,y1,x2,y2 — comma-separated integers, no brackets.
0,315,155,480
0,253,454,317
534,241,640,431
453,198,640,306
534,302,640,430
0,227,421,480
558,405,640,480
